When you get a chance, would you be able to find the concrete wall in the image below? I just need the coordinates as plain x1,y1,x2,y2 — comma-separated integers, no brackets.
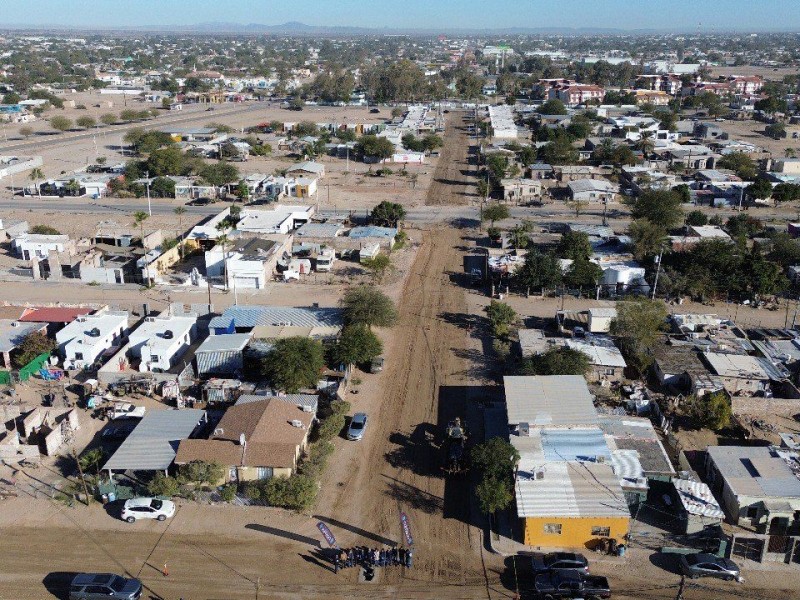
732,396,800,415
20,408,43,438
523,516,630,549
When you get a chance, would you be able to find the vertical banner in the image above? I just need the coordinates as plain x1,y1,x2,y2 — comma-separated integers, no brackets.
399,511,414,546
317,521,338,548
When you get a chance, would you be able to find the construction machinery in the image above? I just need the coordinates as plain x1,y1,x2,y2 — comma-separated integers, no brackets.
442,417,468,476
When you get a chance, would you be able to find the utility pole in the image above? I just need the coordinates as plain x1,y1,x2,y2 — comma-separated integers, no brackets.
145,170,152,216
652,248,664,300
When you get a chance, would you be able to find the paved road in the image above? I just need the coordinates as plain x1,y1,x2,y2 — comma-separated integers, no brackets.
0,101,262,154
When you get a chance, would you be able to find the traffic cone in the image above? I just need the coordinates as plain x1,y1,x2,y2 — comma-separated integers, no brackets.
162,562,169,577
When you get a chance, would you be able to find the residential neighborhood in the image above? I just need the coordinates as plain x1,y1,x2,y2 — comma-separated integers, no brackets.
2,4,800,600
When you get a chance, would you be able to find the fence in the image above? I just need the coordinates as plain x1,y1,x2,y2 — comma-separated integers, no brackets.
18,352,52,382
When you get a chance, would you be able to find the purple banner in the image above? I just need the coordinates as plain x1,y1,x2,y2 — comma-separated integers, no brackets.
317,522,338,548
400,512,414,546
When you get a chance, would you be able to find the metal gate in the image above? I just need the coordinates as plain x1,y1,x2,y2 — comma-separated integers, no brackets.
768,534,790,555
732,537,764,562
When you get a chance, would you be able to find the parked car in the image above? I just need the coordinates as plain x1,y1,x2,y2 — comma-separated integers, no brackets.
187,197,214,206
533,570,610,599
347,413,368,441
69,573,142,600
370,356,385,374
370,108,380,114
531,551,590,575
109,402,146,420
680,553,740,581
121,497,176,523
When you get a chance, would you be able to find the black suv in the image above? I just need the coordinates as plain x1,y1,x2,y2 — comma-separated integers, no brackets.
531,551,590,575
69,573,142,600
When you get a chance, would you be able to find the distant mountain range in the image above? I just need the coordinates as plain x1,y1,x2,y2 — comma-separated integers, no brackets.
0,20,785,35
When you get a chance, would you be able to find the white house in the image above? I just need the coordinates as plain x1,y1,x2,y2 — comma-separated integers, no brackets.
205,236,290,289
12,233,73,260
236,204,315,235
0,155,43,180
567,179,619,203
56,310,129,370
127,313,197,373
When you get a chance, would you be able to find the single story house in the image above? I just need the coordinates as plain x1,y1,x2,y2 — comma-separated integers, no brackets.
126,313,197,373
175,398,313,482
55,310,129,370
567,179,618,203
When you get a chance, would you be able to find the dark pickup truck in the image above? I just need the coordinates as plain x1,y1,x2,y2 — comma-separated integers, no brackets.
534,570,611,599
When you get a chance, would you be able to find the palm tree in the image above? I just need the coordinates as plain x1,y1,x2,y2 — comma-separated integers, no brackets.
29,167,44,198
173,206,187,259
216,232,230,291
636,131,655,158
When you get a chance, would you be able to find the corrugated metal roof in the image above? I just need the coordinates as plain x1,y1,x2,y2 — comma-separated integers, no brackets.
195,333,251,353
673,479,724,519
504,375,597,427
610,449,647,491
197,350,243,376
0,320,45,352
102,409,206,471
707,445,800,500
295,223,344,238
348,226,398,239
515,460,629,518
565,337,627,368
209,306,343,330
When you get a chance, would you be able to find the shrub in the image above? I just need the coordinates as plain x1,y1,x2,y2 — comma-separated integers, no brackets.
263,474,317,512
177,460,223,485
219,484,237,502
147,473,179,497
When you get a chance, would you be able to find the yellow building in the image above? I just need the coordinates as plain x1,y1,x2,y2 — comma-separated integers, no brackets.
505,376,632,550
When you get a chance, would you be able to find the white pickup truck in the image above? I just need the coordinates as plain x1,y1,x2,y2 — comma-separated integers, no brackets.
110,402,146,420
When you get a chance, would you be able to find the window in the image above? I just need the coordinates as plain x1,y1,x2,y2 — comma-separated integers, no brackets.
591,526,611,537
256,467,272,479
75,352,84,361
605,368,615,375
543,523,562,535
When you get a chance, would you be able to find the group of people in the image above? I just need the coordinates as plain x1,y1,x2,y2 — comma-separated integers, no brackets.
334,546,413,573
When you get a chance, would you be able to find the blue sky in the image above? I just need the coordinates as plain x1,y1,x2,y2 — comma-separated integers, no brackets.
3,0,800,30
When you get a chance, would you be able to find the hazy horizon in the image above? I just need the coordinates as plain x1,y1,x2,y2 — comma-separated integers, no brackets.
2,0,800,32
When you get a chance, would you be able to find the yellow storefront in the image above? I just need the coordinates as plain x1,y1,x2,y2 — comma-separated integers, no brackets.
523,515,630,549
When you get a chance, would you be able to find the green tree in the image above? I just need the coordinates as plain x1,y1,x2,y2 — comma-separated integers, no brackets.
133,210,149,245
19,125,33,139
78,448,105,477
341,286,397,328
772,183,800,204
685,210,708,226
725,213,762,239
538,99,567,115
100,113,117,126
717,152,757,180
177,460,223,485
151,176,176,198
30,224,61,235
29,167,45,198
517,346,591,376
471,438,520,515
49,115,72,132
120,108,139,122
147,147,185,176
332,325,383,367
2,91,21,104
556,231,592,261
746,177,773,202
482,203,510,227
610,297,667,373
261,337,325,393
768,233,800,268
514,249,563,292
357,135,395,160
765,123,786,140
362,254,392,283
371,201,406,227
687,391,731,431
200,162,240,186
147,473,179,497
12,331,55,368
538,136,580,165
564,258,603,289
630,189,684,230
628,219,668,261
262,474,317,512
75,115,96,129
485,300,517,337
